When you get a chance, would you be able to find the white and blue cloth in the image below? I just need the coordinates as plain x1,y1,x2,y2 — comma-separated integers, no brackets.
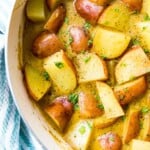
0,1,45,150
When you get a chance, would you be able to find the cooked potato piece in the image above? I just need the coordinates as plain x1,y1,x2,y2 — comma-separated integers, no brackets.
98,132,122,150
122,0,143,11
94,113,117,128
130,139,150,150
74,0,104,25
43,51,77,94
24,64,51,101
74,52,108,83
92,26,131,59
115,46,150,84
69,26,90,53
65,119,93,150
141,0,150,17
89,0,110,6
32,31,64,58
136,21,150,52
140,113,150,141
78,92,103,118
96,81,124,119
44,5,66,33
44,96,73,131
26,0,46,22
47,0,61,10
98,1,131,31
114,76,147,105
123,109,140,143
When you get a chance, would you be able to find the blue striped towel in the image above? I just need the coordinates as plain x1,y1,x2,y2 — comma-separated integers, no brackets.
0,1,45,150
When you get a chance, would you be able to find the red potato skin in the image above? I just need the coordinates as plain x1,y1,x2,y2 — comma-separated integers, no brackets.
98,132,122,150
44,96,73,131
79,92,103,118
44,5,66,33
74,0,104,25
90,0,110,6
122,0,143,11
69,26,90,53
32,31,64,58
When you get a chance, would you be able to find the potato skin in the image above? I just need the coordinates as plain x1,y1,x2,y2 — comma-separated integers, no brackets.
74,0,104,25
122,0,143,11
114,76,147,105
32,31,64,58
79,92,103,118
69,26,90,53
44,5,66,33
44,96,73,131
98,132,122,150
89,0,109,6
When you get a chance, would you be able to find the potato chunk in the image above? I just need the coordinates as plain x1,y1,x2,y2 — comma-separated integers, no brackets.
136,21,150,52
26,0,46,22
140,114,150,141
44,51,77,94
130,139,150,150
65,120,93,150
96,81,124,119
74,52,108,83
69,26,90,53
44,96,73,131
98,1,131,31
115,46,150,84
74,0,104,25
47,0,61,10
92,26,131,59
78,92,103,118
89,0,110,6
123,109,140,143
141,0,150,17
32,31,64,58
94,114,117,128
24,64,51,101
114,76,147,105
44,5,66,33
122,0,143,11
98,132,122,150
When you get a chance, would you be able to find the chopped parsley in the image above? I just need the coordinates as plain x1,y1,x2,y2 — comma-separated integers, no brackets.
144,49,150,54
54,62,64,69
109,136,115,142
84,22,91,30
144,13,150,21
64,17,69,24
132,38,140,45
97,104,104,110
68,93,79,105
114,8,120,13
42,71,50,81
86,121,92,129
88,39,93,46
141,107,150,114
84,56,91,63
79,126,86,135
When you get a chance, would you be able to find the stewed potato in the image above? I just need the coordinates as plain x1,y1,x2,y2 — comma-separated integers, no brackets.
23,0,150,149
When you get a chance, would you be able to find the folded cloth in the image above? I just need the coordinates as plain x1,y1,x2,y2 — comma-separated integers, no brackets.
0,1,45,150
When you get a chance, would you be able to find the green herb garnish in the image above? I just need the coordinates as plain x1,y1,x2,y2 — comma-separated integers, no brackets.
84,22,91,30
54,62,64,69
88,39,93,46
109,136,115,142
84,56,91,63
132,38,140,45
141,107,150,114
42,71,50,81
97,104,104,110
144,49,150,54
79,126,86,135
144,13,150,21
68,93,79,105
64,17,69,24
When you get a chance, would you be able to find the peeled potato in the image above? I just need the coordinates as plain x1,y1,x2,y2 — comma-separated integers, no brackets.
43,50,77,94
92,26,131,59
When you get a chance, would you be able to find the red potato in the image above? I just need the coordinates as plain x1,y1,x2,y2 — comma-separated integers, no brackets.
98,132,122,150
89,0,110,6
122,0,143,11
32,31,64,58
44,96,73,131
69,26,90,53
44,5,66,33
74,0,104,25
78,92,103,118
